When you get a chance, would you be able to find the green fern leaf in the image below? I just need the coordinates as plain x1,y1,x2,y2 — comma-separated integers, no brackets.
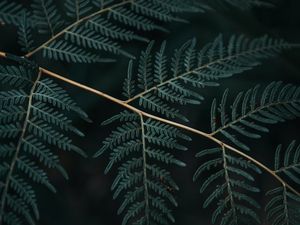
0,1,30,26
124,35,296,123
210,82,300,151
274,141,300,185
65,0,93,21
193,146,261,225
31,0,63,36
17,12,35,54
43,40,115,63
0,58,88,225
266,186,300,225
95,110,190,225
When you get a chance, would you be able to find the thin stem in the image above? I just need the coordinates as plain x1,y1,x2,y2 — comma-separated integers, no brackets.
221,144,237,223
0,70,41,223
25,0,132,58
139,114,150,225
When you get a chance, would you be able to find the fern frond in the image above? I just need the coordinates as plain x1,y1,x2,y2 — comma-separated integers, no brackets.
25,0,203,62
274,141,300,185
95,110,190,225
64,26,134,58
266,186,300,225
17,12,35,54
31,0,63,36
0,1,30,26
42,40,115,63
193,146,261,225
0,60,88,225
124,35,295,122
65,0,93,21
210,82,300,151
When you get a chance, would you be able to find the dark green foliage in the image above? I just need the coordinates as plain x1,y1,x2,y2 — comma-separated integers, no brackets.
31,0,63,36
1,0,205,62
275,141,300,185
193,146,262,225
0,61,88,225
266,186,300,225
95,110,190,225
0,1,31,26
17,13,34,54
210,82,300,151
123,35,294,122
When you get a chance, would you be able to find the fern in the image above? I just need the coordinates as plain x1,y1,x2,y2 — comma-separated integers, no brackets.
266,186,300,225
264,141,300,225
193,146,262,225
31,0,63,36
65,0,93,21
0,59,88,225
95,110,190,225
17,13,35,54
0,1,32,26
123,35,295,122
210,82,300,151
274,141,300,186
0,0,206,62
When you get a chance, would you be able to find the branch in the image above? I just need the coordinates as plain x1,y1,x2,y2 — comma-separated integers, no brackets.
0,50,299,197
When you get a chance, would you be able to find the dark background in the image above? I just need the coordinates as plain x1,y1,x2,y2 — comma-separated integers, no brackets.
1,0,300,225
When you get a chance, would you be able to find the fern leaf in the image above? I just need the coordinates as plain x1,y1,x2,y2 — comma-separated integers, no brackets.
210,82,300,151
274,141,300,186
43,40,114,63
193,146,261,225
0,59,88,224
124,35,295,123
0,1,28,26
31,0,63,36
64,26,134,58
26,0,200,63
266,186,300,225
17,12,35,54
95,111,190,225
65,0,93,21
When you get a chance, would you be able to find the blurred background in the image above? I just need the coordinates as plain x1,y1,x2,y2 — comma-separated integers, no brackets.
0,0,300,224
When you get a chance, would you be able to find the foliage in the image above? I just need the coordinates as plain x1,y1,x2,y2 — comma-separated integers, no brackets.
0,60,88,225
0,0,300,225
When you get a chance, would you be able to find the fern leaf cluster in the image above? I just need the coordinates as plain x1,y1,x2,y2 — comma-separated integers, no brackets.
0,60,88,225
0,0,206,63
274,141,300,186
266,186,300,225
210,82,300,151
95,110,190,225
193,146,262,225
123,35,294,122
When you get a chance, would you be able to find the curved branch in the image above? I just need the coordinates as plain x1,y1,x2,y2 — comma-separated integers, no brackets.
25,0,133,58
